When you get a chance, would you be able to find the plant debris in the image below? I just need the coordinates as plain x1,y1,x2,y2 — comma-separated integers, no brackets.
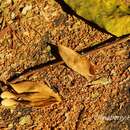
91,77,112,85
1,81,61,107
0,0,129,129
19,115,32,126
1,98,18,107
58,44,95,79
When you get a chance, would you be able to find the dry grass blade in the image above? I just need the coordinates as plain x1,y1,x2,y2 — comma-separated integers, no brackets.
1,81,61,107
58,45,95,79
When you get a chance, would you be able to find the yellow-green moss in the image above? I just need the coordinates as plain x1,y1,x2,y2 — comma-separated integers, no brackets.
64,0,130,36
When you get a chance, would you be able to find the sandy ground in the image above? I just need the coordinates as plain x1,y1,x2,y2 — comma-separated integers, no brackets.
0,0,130,130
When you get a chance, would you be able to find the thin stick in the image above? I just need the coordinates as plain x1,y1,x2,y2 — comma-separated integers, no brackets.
9,35,130,83
10,61,64,83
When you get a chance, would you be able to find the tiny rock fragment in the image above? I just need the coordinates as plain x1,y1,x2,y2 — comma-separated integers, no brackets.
22,4,32,15
1,99,18,107
6,0,12,5
11,12,16,20
58,44,95,79
19,115,32,125
91,92,100,99
8,123,13,129
1,91,16,99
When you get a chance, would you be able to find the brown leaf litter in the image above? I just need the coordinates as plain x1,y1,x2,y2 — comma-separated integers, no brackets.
0,0,130,130
58,44,95,79
1,81,61,107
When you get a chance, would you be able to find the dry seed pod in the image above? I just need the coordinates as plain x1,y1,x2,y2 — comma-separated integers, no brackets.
1,91,17,99
58,45,95,79
1,99,18,107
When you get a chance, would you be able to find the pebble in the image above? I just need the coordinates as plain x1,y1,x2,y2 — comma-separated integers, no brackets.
6,0,12,5
8,123,13,129
22,5,32,15
11,12,16,20
91,77,112,85
91,92,100,99
19,115,32,125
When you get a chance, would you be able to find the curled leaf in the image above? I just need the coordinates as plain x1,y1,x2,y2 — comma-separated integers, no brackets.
58,45,94,79
1,91,17,99
1,99,18,107
1,81,61,107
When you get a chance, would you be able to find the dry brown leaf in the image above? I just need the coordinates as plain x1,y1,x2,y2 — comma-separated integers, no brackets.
58,45,95,79
1,81,61,107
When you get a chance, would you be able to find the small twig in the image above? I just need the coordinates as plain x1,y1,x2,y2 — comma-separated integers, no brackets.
10,60,64,83
80,35,130,55
75,104,85,130
9,35,130,83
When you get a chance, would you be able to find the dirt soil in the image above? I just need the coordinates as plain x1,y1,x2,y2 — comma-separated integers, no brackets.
0,0,130,130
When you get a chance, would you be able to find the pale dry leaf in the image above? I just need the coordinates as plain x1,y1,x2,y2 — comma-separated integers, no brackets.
1,91,16,99
58,45,95,79
10,81,61,101
1,81,61,107
1,99,18,107
9,81,40,93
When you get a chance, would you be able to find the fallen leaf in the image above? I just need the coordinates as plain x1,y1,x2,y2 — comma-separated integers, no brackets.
1,99,18,107
1,81,61,107
58,45,95,79
1,91,16,99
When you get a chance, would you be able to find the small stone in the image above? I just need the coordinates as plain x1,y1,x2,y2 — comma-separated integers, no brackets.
111,70,117,76
46,45,51,52
23,31,29,36
22,5,32,15
91,92,100,99
0,54,5,59
8,123,13,129
11,12,16,20
6,0,12,4
19,115,32,125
